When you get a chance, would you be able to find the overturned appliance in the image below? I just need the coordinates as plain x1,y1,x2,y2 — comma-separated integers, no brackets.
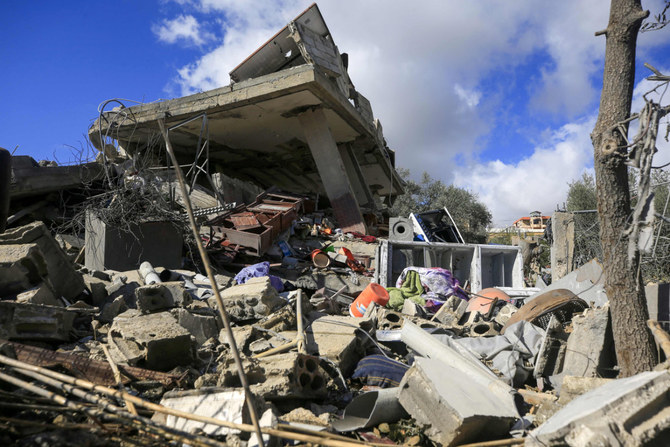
88,4,403,235
410,208,464,244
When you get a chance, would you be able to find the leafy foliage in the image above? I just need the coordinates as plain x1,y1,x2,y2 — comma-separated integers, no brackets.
566,172,598,211
641,0,670,32
390,169,492,243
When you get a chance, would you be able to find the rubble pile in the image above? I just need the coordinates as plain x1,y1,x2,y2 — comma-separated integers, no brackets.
2,4,670,447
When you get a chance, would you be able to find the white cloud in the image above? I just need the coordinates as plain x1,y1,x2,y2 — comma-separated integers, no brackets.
454,84,481,109
454,117,597,226
153,15,212,46
154,0,670,223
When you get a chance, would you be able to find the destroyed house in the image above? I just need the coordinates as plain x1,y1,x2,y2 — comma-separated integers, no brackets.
89,3,403,235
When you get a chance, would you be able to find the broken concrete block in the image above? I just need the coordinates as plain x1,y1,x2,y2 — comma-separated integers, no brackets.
159,388,259,436
398,357,518,446
106,278,140,309
401,299,426,318
218,352,327,400
305,314,369,375
98,296,128,324
558,376,614,404
377,308,459,334
84,211,183,272
0,222,85,300
562,305,616,378
172,308,220,345
16,282,60,306
533,315,568,379
210,276,283,321
135,282,193,313
493,302,518,326
83,274,109,307
256,304,297,332
55,233,84,260
0,301,75,342
108,310,193,370
0,243,48,297
528,371,670,446
465,321,499,337
433,295,468,327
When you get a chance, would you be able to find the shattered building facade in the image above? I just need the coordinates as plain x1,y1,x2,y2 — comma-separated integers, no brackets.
89,4,402,234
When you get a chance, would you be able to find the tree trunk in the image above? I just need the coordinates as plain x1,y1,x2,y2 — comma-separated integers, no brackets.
591,0,655,376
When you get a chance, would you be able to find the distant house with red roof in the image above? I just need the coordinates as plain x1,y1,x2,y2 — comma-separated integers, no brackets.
513,211,550,231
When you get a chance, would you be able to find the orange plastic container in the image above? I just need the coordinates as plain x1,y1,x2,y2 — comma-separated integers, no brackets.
349,283,390,317
310,249,331,268
466,287,511,314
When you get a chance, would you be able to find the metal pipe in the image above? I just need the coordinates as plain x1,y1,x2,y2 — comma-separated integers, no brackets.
158,119,264,446
139,261,161,285
296,289,306,354
0,354,380,447
0,147,11,233
0,369,222,447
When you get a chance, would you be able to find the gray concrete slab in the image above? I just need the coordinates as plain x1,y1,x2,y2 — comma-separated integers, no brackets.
398,357,518,446
529,371,670,446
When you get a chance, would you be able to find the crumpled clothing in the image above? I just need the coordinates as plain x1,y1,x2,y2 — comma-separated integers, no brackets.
351,355,409,388
386,270,425,310
234,261,284,292
388,267,467,311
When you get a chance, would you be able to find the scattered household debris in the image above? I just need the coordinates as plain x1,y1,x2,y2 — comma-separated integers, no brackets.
1,3,670,447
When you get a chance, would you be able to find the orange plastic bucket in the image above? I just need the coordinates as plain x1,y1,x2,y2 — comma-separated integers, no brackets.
350,283,390,317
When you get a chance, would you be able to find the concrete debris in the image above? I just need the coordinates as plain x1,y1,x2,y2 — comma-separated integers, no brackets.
2,4,667,446
218,352,328,400
210,276,284,321
0,222,85,300
172,307,220,346
0,301,76,341
304,313,371,375
108,310,193,370
560,305,616,380
135,282,193,314
533,315,569,380
159,388,256,436
398,357,518,446
85,211,183,272
528,371,670,446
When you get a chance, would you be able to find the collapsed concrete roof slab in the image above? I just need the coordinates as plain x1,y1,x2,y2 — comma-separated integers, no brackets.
89,4,402,233
90,65,400,196
230,3,334,83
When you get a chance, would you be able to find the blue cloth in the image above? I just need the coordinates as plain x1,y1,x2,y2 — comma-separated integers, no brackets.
234,261,284,292
351,355,409,388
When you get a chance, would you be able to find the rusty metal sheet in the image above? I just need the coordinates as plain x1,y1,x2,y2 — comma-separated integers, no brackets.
501,289,589,333
229,212,261,230
2,340,181,388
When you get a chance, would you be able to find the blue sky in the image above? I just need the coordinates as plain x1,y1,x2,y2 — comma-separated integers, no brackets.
1,1,669,226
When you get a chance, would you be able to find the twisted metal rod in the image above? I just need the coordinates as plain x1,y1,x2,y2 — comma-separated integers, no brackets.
157,119,265,446
0,354,390,447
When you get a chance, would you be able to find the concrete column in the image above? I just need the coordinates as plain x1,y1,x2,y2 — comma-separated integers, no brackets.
337,143,375,209
551,212,575,282
0,147,11,233
298,108,366,233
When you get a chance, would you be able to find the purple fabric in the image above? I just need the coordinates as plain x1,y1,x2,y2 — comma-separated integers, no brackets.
394,266,467,306
234,261,284,292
